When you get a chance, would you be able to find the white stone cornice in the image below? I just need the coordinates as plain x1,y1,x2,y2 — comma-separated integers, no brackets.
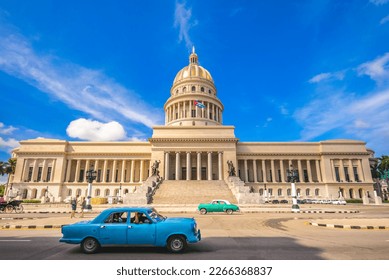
149,138,239,143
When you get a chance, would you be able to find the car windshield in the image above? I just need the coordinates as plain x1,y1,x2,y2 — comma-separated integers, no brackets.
148,208,166,222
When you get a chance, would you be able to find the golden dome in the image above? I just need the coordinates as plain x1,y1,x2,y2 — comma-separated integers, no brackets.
172,48,214,85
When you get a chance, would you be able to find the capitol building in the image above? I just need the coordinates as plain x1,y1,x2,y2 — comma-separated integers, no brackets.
8,50,375,204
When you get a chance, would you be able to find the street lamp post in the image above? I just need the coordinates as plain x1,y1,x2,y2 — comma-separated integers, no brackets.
287,165,300,213
85,166,97,211
119,183,122,204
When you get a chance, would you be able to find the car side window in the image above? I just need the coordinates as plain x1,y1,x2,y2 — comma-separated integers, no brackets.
104,212,127,223
212,201,218,204
130,211,151,224
219,201,225,205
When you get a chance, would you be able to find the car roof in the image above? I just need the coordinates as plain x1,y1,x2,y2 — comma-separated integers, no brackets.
212,199,230,203
101,206,153,212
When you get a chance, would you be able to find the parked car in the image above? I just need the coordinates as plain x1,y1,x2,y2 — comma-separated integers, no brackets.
271,199,280,204
332,200,347,205
60,207,201,254
198,199,240,215
280,199,289,204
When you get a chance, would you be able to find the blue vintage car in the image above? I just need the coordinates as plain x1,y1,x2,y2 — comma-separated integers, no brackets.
60,207,201,254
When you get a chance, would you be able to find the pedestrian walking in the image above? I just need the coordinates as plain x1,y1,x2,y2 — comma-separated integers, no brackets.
79,197,86,218
70,195,78,218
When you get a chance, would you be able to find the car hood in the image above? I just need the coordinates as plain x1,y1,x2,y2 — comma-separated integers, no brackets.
163,217,195,224
64,220,92,226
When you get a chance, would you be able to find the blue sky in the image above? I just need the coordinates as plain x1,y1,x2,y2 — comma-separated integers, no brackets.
1,0,389,169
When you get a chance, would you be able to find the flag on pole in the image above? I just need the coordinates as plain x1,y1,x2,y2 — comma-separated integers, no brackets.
194,100,206,109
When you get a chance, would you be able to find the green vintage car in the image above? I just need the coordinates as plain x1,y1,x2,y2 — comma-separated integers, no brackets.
198,199,240,215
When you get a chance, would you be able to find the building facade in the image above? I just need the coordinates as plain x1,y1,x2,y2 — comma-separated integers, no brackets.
8,50,374,203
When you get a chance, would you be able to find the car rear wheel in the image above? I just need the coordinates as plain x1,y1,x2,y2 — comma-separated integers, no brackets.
81,237,100,254
226,209,233,215
199,208,207,215
167,235,187,253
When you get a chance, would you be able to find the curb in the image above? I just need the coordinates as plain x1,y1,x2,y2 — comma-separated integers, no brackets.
1,224,64,230
309,222,388,230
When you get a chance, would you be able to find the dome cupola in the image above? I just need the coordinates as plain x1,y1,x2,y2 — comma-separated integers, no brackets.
164,48,224,127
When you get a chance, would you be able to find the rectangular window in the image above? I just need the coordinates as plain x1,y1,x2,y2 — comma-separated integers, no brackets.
46,167,52,182
28,167,33,182
191,109,196,117
106,169,110,182
353,166,359,182
269,169,272,182
97,169,102,182
79,169,85,182
278,169,281,182
335,167,340,182
115,169,119,182
37,166,43,181
303,170,308,182
344,167,350,182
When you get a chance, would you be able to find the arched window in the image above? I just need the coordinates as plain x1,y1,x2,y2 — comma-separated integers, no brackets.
191,86,196,92
268,188,273,195
95,189,100,196
259,189,264,195
277,188,282,196
349,188,354,199
287,188,291,196
176,89,179,94
208,89,212,94
67,189,72,196
22,189,28,199
105,189,110,196
76,189,82,196
183,87,187,92
201,87,204,92
315,188,320,196
358,188,363,199
306,188,310,196
297,188,301,196
31,188,37,199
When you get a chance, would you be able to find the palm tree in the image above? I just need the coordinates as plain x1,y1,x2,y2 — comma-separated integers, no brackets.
0,161,6,176
3,158,17,198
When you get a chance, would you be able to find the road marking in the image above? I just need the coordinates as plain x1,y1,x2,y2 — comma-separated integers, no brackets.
0,240,31,242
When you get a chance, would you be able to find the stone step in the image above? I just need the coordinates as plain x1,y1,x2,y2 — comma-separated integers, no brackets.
152,180,237,204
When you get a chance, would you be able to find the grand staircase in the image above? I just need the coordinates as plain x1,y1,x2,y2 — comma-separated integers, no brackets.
151,180,238,204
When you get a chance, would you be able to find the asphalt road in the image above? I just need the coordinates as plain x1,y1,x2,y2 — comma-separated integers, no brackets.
0,209,388,260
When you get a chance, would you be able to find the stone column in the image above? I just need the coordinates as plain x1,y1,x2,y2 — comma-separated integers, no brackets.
262,160,267,183
165,152,170,180
84,159,90,183
41,159,47,182
357,159,364,181
121,160,126,183
175,152,180,180
32,159,39,182
75,160,81,182
197,152,201,180
130,160,135,183
339,159,346,182
186,152,191,180
298,160,303,183
253,159,258,182
102,160,108,183
140,160,144,182
189,100,192,117
271,160,276,182
218,152,223,180
94,160,99,182
315,160,322,182
307,160,313,182
244,160,248,182
207,152,212,180
112,160,117,182
65,159,72,182
280,160,285,183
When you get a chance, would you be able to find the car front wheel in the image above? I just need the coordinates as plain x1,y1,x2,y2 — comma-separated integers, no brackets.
199,208,207,215
81,237,100,254
167,235,187,253
226,209,233,215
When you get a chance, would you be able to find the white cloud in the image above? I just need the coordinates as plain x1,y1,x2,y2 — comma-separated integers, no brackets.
0,23,163,130
0,122,17,135
358,52,389,84
380,14,389,24
174,1,197,50
308,71,345,83
66,118,127,141
0,136,19,152
370,0,389,5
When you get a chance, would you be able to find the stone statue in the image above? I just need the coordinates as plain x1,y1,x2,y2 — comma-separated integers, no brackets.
151,160,161,176
227,160,236,176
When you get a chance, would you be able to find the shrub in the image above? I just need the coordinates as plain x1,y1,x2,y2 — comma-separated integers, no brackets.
22,199,41,204
345,199,363,203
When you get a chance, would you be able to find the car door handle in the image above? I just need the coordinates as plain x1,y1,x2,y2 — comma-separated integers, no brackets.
100,225,106,229
128,225,132,229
